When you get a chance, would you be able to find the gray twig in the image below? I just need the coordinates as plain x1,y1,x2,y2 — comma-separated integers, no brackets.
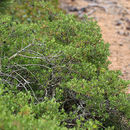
9,43,33,60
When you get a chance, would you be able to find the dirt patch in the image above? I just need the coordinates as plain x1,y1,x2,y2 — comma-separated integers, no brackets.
59,0,130,93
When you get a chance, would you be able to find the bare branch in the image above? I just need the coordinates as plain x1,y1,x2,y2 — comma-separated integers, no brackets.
18,54,46,60
14,71,39,102
18,64,50,69
0,57,1,73
9,43,33,60
0,72,28,92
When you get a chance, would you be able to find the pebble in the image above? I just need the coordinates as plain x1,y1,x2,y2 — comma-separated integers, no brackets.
119,43,123,46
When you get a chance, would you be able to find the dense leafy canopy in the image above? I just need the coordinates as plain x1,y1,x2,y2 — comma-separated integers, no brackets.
0,0,129,129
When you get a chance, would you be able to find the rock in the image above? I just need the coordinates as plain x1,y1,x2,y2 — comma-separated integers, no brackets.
117,31,129,36
115,20,122,26
117,31,124,35
124,18,130,24
80,7,87,12
68,6,79,12
126,26,130,30
84,0,97,2
123,32,129,36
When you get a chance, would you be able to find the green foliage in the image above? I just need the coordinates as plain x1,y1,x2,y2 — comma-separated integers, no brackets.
0,83,67,130
5,0,61,23
0,0,130,129
0,0,12,13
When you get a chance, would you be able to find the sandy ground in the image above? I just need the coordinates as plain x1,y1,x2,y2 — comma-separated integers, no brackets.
59,0,130,93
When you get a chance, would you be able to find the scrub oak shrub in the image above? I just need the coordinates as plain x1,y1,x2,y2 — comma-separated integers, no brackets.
0,0,130,129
